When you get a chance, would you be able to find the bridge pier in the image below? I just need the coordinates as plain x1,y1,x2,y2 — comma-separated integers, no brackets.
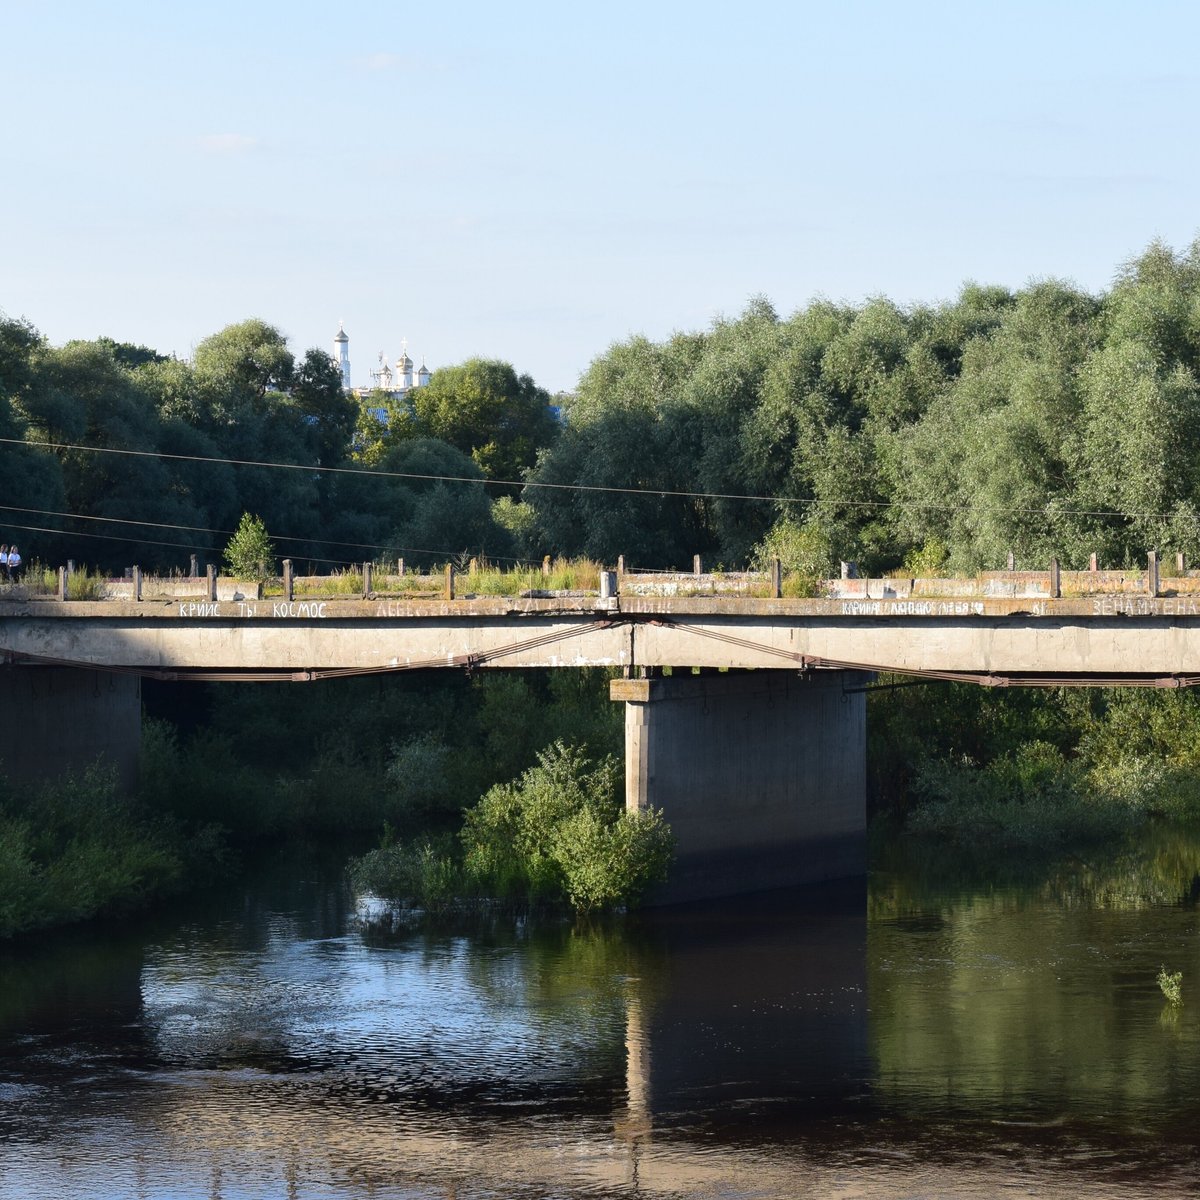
612,670,867,904
0,667,141,792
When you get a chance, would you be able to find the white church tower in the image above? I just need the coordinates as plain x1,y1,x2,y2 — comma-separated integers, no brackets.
333,322,352,391
398,342,414,391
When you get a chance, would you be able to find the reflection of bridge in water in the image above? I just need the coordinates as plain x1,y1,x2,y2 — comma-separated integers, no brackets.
5,577,1200,900
0,878,872,1198
8,853,1197,1200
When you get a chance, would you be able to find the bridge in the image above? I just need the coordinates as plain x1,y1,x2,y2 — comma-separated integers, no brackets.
3,570,1198,902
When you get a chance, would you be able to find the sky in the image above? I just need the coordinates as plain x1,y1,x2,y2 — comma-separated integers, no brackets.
3,0,1200,393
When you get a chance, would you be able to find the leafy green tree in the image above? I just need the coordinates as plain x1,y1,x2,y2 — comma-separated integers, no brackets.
1075,341,1200,558
381,438,512,564
411,358,558,481
525,404,708,566
290,347,357,466
95,337,168,370
0,314,67,562
492,495,538,557
884,281,1101,571
350,390,421,466
223,512,276,579
32,339,194,568
317,437,511,568
192,318,294,409
0,313,45,401
751,516,835,579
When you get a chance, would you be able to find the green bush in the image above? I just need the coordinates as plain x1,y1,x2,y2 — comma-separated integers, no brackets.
751,517,833,594
550,801,674,912
461,741,673,912
0,763,200,938
901,538,950,576
350,741,674,915
906,741,1142,850
223,512,276,580
348,837,462,910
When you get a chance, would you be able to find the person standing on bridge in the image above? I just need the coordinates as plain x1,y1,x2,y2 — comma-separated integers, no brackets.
0,546,9,582
6,546,20,584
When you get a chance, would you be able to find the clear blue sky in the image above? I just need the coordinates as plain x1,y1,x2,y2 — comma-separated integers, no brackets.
4,0,1199,392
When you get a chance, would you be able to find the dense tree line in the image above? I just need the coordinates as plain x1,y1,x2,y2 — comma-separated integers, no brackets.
525,238,1200,573
0,319,548,573
4,237,1200,577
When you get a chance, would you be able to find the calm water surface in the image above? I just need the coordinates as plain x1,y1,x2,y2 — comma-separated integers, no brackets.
4,831,1200,1198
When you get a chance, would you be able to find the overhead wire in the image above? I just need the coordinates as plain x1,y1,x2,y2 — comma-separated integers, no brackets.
0,503,539,567
0,435,1168,522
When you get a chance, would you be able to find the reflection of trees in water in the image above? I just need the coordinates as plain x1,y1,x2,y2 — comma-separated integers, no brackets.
361,914,670,1092
16,858,1200,1196
871,821,1200,918
868,823,1200,1130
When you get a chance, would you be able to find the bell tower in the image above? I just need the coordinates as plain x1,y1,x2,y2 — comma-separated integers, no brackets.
333,322,352,391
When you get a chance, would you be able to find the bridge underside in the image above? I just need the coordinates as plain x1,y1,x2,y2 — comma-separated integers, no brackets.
0,666,141,792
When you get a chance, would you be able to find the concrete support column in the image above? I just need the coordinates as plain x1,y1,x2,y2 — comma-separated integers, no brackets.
0,667,141,792
611,669,867,904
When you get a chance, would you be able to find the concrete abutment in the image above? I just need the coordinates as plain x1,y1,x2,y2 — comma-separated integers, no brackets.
0,667,141,792
612,670,867,904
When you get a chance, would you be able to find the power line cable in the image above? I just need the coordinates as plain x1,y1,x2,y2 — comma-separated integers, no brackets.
0,501,549,566
0,503,536,565
0,435,1165,521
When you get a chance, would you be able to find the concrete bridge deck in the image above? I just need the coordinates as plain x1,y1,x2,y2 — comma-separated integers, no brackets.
2,592,1200,684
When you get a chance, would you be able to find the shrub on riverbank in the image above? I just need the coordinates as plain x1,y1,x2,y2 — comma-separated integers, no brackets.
905,741,1138,849
871,681,1200,850
0,764,221,939
350,742,674,916
348,835,462,912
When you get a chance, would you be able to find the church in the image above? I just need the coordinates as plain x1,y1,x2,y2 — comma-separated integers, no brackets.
333,322,431,398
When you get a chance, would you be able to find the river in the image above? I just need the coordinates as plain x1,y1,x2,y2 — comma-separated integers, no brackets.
3,828,1200,1198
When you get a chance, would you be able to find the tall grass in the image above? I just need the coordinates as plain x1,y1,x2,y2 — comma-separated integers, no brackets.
17,561,108,599
460,557,605,595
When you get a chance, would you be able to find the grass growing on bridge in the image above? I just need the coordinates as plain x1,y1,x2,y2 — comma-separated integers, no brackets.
20,561,108,599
